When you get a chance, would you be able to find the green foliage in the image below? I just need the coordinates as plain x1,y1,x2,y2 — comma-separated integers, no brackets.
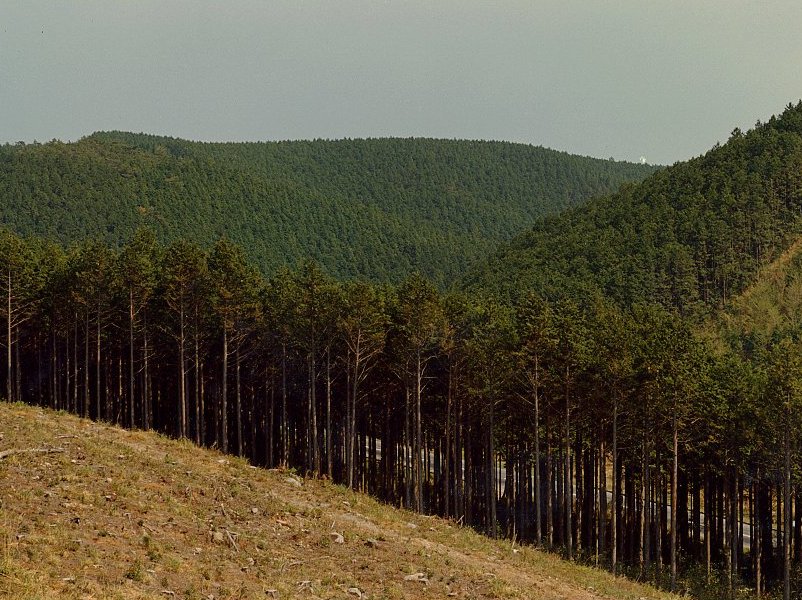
0,134,656,287
465,101,802,313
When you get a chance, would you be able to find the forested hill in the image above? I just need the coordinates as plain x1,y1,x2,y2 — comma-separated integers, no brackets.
0,133,656,286
464,102,802,312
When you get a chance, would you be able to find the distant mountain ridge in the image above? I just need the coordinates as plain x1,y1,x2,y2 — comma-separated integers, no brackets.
464,102,802,313
0,133,656,286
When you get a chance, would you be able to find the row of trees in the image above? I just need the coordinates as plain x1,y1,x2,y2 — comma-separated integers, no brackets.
3,228,801,598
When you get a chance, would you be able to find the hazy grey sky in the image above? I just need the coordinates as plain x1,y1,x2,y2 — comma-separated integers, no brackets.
2,1,801,165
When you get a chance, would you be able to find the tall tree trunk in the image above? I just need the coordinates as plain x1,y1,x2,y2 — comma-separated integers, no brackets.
612,396,618,575
444,361,452,518
784,408,791,600
755,473,762,597
221,324,228,453
309,349,319,474
326,347,332,479
599,437,607,568
347,353,355,488
415,351,423,512
670,410,678,591
194,314,201,445
640,433,648,578
72,319,78,414
455,385,464,520
66,325,71,413
129,289,135,428
564,371,572,559
534,364,542,546
705,470,712,583
96,304,101,420
404,385,411,509
281,342,288,465
236,344,242,456
488,397,497,537
84,312,89,418
267,377,275,467
546,415,553,549
6,271,11,403
143,315,150,430
179,302,187,438
199,351,205,445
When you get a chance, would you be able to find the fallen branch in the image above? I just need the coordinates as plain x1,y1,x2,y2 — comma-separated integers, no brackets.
224,528,240,552
0,447,65,460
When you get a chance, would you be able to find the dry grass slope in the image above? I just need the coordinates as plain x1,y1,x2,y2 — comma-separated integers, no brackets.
0,403,677,600
702,236,802,351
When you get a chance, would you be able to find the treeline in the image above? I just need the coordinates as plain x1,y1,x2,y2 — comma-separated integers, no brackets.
0,134,656,286
465,102,802,315
4,228,802,598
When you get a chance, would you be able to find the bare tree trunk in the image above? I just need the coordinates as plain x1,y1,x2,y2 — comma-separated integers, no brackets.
488,397,497,537
404,385,411,509
6,271,11,403
221,325,228,453
612,397,618,575
546,415,553,549
564,372,572,559
179,303,186,438
455,385,464,520
309,350,319,474
129,289,135,428
444,362,452,518
534,366,542,546
599,437,607,567
705,470,712,583
640,433,648,578
236,344,242,456
84,312,89,418
755,474,762,597
72,319,78,414
199,351,205,445
281,343,287,465
326,347,332,479
143,315,150,430
96,304,101,420
671,410,678,591
415,351,423,512
66,324,71,413
784,411,791,600
194,316,201,445
267,377,275,466
347,353,355,488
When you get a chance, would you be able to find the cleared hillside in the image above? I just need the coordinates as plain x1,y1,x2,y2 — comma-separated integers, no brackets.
0,403,675,600
0,134,656,286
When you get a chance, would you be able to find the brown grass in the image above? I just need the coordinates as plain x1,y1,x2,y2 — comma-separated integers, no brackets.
0,402,677,600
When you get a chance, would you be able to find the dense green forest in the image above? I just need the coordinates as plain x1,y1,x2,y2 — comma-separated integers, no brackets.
3,226,802,599
6,103,802,600
464,103,802,314
0,133,655,286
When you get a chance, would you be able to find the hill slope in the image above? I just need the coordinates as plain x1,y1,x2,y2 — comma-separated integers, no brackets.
464,102,802,311
0,403,676,600
703,236,802,354
0,134,656,286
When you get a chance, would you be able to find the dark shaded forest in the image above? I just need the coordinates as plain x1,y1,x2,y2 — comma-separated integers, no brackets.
5,103,802,600
0,134,656,287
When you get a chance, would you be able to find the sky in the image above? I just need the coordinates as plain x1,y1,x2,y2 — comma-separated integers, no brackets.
2,1,801,165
